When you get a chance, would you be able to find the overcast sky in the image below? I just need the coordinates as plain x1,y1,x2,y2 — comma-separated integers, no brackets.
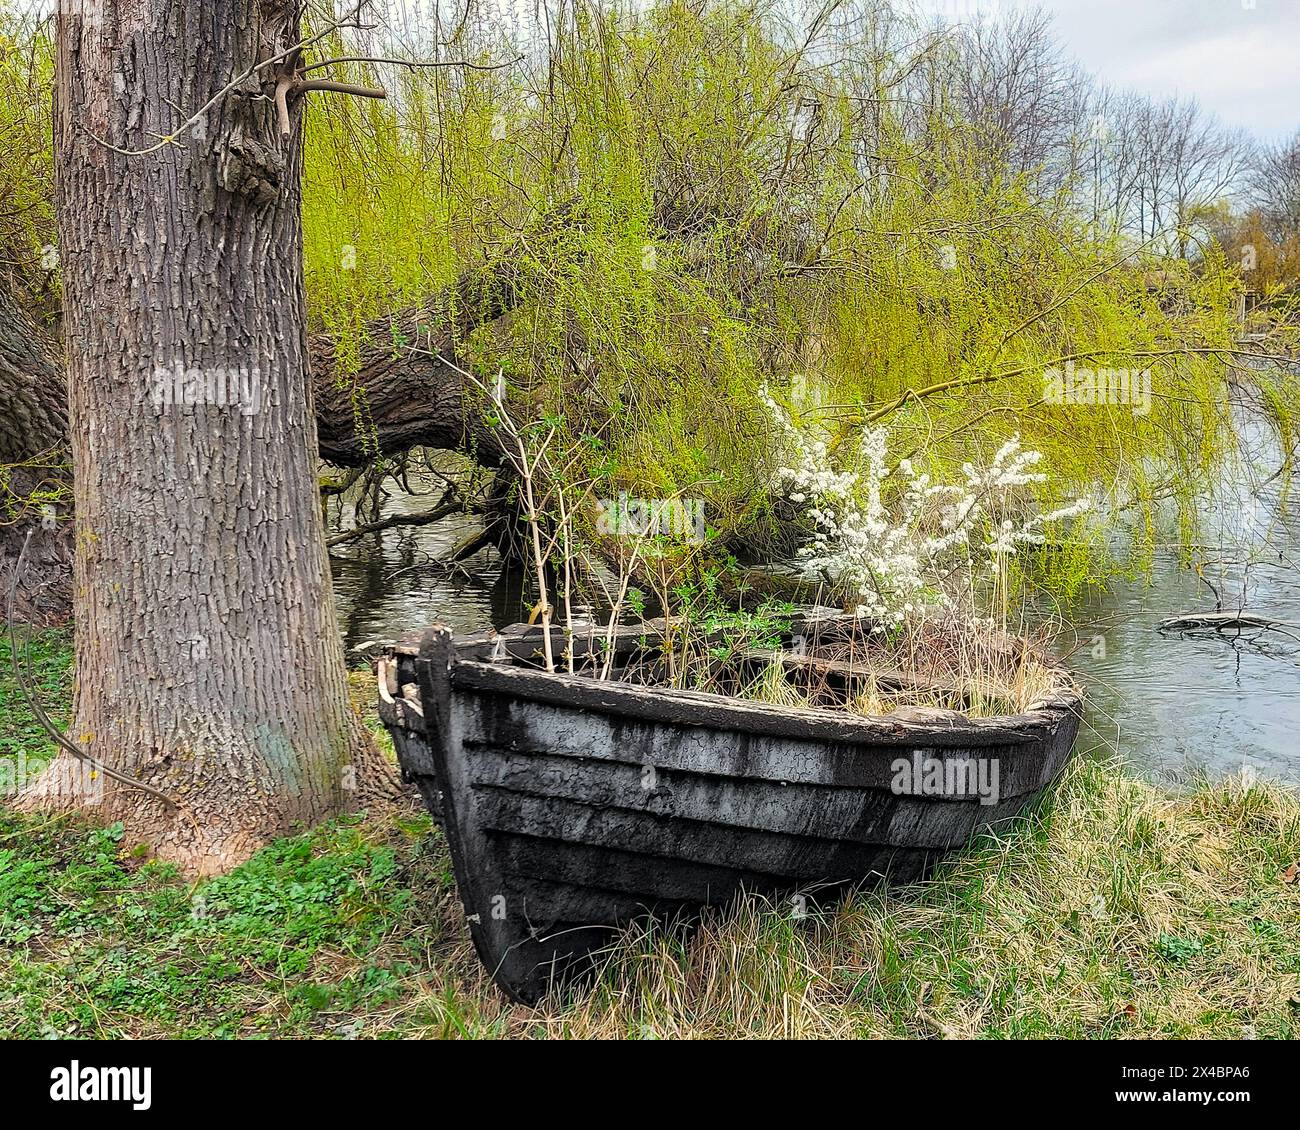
958,0,1300,142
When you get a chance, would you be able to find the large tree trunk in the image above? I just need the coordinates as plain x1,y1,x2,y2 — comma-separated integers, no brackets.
313,324,495,467
24,0,394,873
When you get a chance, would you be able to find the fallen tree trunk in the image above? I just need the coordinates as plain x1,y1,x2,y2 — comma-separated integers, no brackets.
2,260,518,469
311,309,504,469
0,456,73,626
1,285,73,622
0,280,67,465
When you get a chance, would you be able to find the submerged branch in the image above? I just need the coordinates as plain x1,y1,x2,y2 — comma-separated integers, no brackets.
324,491,477,548
1158,611,1300,636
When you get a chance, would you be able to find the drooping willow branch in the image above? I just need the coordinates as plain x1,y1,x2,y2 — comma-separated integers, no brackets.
985,233,1167,372
825,344,1300,454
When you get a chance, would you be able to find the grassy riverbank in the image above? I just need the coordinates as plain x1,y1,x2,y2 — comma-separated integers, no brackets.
2,631,1298,1038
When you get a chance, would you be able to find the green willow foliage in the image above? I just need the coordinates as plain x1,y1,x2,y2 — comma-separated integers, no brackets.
0,7,56,313
301,1,1271,590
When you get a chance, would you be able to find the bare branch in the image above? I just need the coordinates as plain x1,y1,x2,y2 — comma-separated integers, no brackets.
301,54,523,74
79,0,374,157
325,490,473,548
295,78,387,98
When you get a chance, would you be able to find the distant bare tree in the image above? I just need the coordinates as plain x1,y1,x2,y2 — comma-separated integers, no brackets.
1079,88,1148,238
1083,93,1248,254
1161,99,1252,258
949,8,1089,192
1250,129,1300,244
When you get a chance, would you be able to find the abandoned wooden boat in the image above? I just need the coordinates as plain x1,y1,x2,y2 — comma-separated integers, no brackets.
377,614,1082,1003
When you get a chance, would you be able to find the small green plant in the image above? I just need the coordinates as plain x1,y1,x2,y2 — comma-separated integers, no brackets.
1156,932,1205,963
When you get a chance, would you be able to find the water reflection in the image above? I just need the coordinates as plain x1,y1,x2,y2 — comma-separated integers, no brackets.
329,486,525,649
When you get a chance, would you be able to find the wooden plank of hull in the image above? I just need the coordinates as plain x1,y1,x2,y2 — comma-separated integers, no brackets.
459,698,1065,795
472,773,1045,854
408,625,1081,1004
488,830,927,903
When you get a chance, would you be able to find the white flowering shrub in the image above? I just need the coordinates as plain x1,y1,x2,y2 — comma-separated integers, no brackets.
762,388,1091,626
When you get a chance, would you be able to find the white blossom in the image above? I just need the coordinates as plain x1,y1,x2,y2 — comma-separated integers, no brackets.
761,388,1092,623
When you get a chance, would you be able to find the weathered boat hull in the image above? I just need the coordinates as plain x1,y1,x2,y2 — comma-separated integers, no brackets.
380,622,1081,1004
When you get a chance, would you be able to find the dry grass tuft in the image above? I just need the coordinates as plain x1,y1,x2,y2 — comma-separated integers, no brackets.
732,612,1072,719
522,760,1300,1038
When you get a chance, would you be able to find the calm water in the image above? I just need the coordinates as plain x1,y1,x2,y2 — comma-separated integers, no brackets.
329,485,524,650
1061,398,1300,786
332,399,1300,786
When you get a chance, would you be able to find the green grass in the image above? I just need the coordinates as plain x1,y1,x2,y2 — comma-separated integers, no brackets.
1,628,72,769
2,632,1298,1038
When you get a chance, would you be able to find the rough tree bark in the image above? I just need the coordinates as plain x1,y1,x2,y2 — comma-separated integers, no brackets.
0,282,72,622
23,0,396,873
0,280,66,464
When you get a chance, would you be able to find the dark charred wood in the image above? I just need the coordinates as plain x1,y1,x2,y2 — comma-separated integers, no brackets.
379,614,1082,1003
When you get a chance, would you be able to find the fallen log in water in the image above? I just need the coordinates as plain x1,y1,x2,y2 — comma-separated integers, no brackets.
1158,611,1300,633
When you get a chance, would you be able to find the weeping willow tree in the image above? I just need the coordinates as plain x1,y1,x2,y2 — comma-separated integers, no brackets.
0,4,55,308
298,0,1278,604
